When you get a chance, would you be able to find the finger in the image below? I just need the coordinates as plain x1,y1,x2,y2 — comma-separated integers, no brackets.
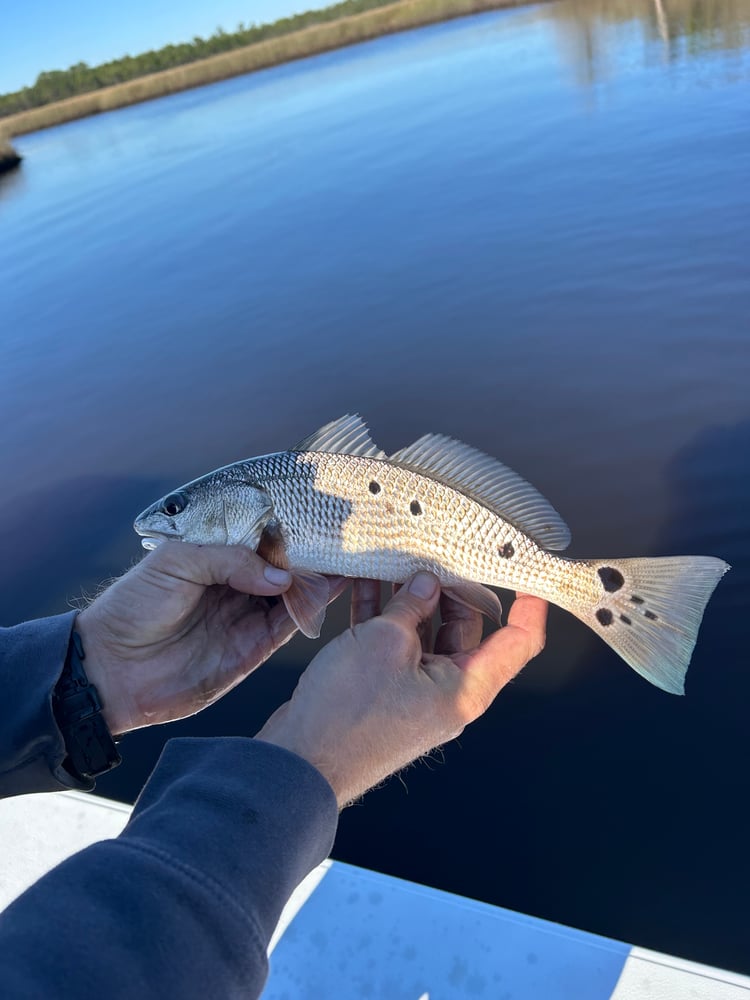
392,582,433,649
507,592,549,646
435,593,484,656
417,613,433,654
146,542,293,596
392,580,432,653
456,595,548,689
380,572,441,632
351,579,382,626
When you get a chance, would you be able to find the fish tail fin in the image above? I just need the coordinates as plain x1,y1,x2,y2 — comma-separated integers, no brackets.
573,556,729,694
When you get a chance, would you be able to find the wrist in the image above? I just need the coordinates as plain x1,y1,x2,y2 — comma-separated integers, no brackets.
254,723,337,803
255,720,376,808
52,623,122,781
74,610,136,736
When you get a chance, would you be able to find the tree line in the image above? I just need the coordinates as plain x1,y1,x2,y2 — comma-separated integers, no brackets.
0,0,395,118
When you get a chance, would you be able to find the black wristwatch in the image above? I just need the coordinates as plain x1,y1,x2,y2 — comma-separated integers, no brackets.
53,627,122,781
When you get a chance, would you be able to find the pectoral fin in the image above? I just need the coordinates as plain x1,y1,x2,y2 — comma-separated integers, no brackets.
257,520,289,568
442,582,503,625
283,571,331,638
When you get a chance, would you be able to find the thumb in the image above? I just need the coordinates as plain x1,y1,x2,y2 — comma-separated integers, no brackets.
146,542,293,596
380,572,441,630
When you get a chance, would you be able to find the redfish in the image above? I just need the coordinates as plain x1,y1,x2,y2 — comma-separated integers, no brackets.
134,415,729,694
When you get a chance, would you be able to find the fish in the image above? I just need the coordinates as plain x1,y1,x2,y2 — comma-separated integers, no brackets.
134,414,729,695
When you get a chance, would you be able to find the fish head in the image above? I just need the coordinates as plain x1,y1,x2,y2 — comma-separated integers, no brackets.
134,464,273,551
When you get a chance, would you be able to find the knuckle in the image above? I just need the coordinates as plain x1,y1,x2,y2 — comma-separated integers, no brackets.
234,545,259,570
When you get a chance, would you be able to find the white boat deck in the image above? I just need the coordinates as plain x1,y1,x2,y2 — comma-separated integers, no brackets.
1,790,748,999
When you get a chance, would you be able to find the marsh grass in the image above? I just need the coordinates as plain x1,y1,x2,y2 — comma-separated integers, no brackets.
0,0,543,137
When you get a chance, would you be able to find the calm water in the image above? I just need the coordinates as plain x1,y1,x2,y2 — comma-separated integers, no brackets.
2,0,749,975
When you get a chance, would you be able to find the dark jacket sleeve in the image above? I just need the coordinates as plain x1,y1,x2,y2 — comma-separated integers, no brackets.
0,737,339,1000
0,611,93,796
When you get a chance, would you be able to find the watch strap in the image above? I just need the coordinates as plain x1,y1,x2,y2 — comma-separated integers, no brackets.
53,628,122,781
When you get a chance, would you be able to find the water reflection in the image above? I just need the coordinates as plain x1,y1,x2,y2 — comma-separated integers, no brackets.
0,167,26,203
546,0,750,85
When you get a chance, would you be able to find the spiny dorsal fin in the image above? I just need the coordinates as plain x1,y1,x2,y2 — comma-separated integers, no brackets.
293,414,387,460
390,433,572,551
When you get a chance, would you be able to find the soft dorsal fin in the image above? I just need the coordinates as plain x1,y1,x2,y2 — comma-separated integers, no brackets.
390,434,571,551
293,414,387,459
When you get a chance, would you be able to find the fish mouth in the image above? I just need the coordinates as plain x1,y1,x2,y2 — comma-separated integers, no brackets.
134,528,179,551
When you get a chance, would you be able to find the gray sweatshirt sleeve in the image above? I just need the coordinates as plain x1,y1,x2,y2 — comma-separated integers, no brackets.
0,738,339,999
0,611,93,796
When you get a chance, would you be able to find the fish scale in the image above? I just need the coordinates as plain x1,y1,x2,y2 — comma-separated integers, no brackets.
254,451,578,604
262,454,495,580
134,414,729,695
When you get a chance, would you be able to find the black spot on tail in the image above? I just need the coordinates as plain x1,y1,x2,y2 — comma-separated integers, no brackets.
629,595,657,621
598,566,625,592
620,614,632,625
596,608,613,626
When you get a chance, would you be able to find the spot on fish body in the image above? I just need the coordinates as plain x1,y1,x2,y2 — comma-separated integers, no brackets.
369,481,381,495
410,500,422,516
598,566,625,592
596,608,613,626
499,542,514,559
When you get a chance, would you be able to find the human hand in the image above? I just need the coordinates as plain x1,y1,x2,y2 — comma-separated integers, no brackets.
256,574,548,806
76,543,344,736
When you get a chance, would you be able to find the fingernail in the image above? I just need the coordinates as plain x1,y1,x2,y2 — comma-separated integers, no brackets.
264,565,292,586
408,572,438,599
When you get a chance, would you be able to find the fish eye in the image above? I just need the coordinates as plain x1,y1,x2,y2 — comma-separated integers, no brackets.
161,493,187,517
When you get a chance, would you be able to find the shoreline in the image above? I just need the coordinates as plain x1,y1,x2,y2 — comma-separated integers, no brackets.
0,138,22,173
0,0,547,139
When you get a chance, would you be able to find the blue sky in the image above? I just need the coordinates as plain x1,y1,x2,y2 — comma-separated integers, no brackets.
1,0,331,94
